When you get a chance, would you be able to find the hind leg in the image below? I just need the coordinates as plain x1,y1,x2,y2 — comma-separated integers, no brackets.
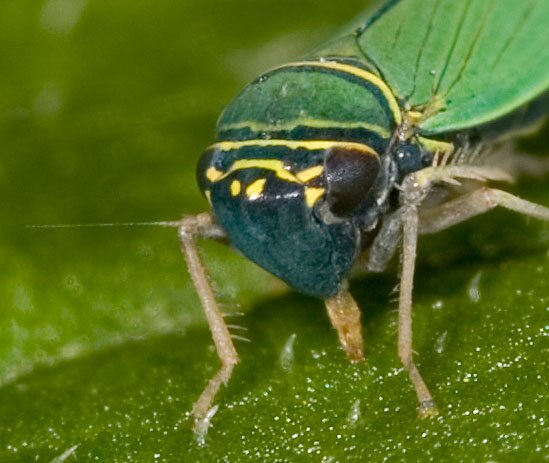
419,187,549,234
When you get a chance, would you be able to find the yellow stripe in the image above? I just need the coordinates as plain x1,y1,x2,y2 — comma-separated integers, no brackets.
212,139,378,156
206,140,378,186
417,136,454,154
222,159,300,183
210,158,320,185
296,165,324,182
204,190,212,205
206,166,223,181
275,61,402,125
220,119,390,139
245,178,267,199
304,187,325,207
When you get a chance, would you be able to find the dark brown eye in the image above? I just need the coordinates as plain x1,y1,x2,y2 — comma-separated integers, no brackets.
325,145,380,216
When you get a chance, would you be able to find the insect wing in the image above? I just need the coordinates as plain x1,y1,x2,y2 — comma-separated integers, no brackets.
357,0,549,134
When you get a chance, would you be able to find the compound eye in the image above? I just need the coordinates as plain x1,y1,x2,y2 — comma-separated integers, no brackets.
325,145,380,216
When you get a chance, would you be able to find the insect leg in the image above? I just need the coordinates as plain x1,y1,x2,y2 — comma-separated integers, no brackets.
507,152,549,179
178,212,238,440
398,166,548,418
394,170,448,417
418,187,549,235
398,201,439,417
324,283,364,362
367,210,402,272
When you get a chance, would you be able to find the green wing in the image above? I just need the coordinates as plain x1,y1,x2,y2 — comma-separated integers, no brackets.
356,0,549,134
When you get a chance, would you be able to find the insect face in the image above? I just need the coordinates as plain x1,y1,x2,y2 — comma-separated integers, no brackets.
196,59,400,298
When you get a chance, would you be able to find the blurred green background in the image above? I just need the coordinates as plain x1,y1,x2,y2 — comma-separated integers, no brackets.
0,0,547,461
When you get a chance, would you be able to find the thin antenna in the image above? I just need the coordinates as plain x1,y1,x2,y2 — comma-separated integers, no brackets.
26,220,182,229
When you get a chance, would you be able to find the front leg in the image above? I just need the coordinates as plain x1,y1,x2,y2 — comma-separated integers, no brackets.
178,212,238,443
396,171,441,417
396,164,549,418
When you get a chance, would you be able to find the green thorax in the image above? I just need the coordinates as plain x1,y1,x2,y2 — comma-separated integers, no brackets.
216,59,401,153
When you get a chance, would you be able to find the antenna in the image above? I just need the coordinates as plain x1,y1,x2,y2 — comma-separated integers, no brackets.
26,220,182,229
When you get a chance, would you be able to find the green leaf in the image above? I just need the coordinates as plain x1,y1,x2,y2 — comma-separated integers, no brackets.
1,0,547,461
